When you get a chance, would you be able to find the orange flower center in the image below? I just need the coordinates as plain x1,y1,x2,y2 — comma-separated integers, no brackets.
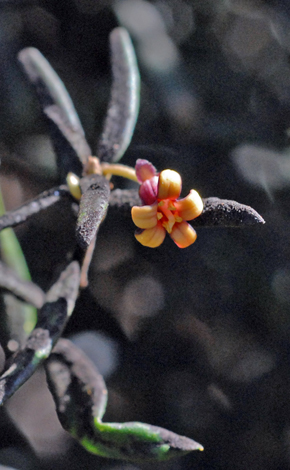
157,200,183,234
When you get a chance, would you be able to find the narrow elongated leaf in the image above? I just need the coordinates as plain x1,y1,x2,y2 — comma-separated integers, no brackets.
0,186,71,231
76,175,110,249
88,421,203,461
193,197,265,227
45,339,203,462
0,261,45,308
0,261,80,405
97,27,140,163
45,338,108,427
18,48,91,178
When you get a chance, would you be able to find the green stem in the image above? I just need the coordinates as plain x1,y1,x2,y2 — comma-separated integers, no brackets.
0,185,36,335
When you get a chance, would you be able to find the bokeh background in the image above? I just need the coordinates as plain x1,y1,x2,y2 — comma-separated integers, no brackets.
0,0,289,469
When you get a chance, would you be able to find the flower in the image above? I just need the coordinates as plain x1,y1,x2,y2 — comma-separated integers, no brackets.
131,159,203,248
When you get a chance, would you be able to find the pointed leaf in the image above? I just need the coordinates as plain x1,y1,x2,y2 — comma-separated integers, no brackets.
0,186,72,231
45,338,203,462
97,27,140,163
18,48,91,178
88,420,203,461
45,338,108,433
192,197,265,227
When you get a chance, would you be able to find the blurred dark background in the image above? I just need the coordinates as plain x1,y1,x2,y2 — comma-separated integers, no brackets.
0,0,289,469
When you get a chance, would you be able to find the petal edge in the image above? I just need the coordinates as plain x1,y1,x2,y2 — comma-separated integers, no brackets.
131,204,158,229
135,223,166,248
158,170,181,200
170,221,197,248
174,190,203,221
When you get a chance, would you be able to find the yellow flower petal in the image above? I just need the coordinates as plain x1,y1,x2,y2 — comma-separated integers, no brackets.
158,170,181,200
131,204,158,229
170,221,197,248
135,224,166,248
174,190,203,221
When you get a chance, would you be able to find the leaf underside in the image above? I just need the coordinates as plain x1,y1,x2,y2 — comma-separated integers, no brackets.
76,175,110,249
45,338,203,462
97,27,140,163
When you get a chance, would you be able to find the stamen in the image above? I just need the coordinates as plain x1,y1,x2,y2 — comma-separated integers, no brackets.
160,203,176,233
